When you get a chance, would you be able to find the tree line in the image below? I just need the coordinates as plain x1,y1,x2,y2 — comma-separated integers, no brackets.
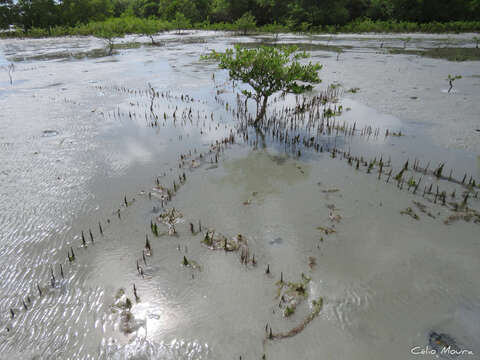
1,0,480,31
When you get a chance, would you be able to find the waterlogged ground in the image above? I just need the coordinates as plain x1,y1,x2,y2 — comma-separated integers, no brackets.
0,31,479,360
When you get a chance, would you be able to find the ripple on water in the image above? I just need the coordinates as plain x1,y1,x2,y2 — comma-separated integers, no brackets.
97,337,211,360
324,282,374,333
0,286,106,358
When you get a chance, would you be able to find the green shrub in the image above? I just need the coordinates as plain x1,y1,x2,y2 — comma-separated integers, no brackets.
234,12,256,35
174,12,191,34
27,27,49,38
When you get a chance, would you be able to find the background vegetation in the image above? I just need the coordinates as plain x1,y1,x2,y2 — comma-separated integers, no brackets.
1,0,480,36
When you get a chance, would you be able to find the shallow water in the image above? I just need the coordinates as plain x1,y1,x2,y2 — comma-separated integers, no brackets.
0,31,479,359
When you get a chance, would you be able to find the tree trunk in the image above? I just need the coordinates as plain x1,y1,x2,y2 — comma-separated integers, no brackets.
107,40,114,56
254,96,268,126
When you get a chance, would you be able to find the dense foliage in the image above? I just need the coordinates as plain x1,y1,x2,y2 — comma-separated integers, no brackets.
1,0,480,32
203,45,321,125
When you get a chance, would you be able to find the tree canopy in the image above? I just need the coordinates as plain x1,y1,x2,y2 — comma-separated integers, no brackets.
1,0,480,30
203,45,321,125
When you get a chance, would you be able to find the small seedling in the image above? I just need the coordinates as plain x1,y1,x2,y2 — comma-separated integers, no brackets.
203,231,212,246
145,235,151,252
402,37,411,49
133,284,139,301
284,306,295,317
446,74,462,93
3,63,14,85
69,247,75,262
336,48,343,61
434,163,445,178
125,297,132,310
